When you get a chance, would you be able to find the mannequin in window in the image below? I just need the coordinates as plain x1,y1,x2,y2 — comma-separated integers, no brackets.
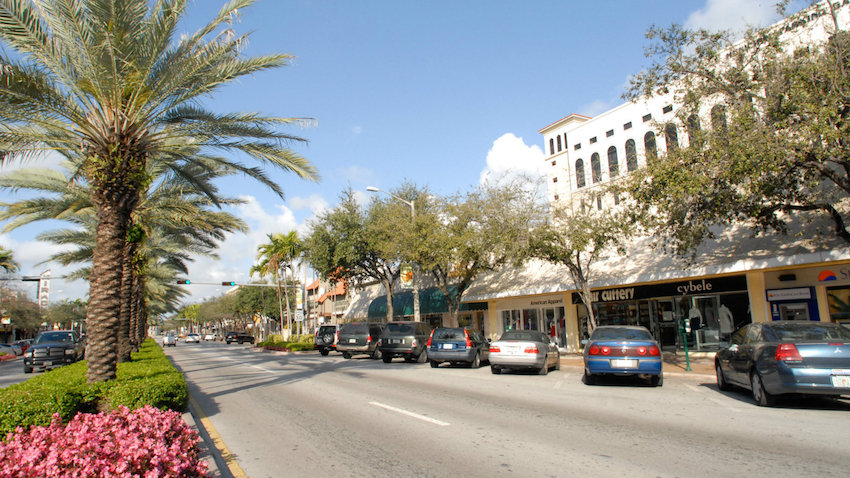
718,304,734,335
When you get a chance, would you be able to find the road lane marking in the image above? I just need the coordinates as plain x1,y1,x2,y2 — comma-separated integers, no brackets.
369,401,450,427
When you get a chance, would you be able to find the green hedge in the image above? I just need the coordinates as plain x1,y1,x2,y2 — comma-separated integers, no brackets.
259,335,315,352
0,338,187,437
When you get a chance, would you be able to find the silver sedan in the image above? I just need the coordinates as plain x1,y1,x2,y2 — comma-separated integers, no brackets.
489,330,560,375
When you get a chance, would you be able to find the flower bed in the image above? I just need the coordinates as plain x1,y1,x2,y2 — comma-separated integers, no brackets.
0,405,207,477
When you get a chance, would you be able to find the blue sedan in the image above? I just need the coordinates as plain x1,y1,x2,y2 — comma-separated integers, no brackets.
583,326,663,386
715,321,850,406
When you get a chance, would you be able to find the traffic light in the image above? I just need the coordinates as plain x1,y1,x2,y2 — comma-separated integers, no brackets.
176,279,191,284
222,281,236,286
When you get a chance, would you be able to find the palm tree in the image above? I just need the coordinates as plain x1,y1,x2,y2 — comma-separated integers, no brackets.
252,231,302,337
0,247,19,273
0,0,318,383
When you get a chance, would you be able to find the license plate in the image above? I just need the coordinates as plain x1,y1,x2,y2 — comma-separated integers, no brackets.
348,338,356,343
43,361,53,367
441,343,453,350
831,375,850,388
611,359,638,368
390,339,402,345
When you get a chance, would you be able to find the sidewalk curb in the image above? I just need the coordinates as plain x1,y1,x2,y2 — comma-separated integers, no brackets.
185,396,248,478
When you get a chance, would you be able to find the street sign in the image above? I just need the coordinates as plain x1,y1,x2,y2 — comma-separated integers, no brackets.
294,310,304,322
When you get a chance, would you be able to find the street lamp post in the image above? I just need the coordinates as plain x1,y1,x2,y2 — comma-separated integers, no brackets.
366,186,421,322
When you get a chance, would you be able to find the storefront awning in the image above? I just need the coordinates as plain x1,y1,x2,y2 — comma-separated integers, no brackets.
367,287,488,319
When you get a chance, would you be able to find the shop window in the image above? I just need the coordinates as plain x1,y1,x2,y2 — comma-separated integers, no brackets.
607,146,619,177
828,286,850,324
591,153,602,183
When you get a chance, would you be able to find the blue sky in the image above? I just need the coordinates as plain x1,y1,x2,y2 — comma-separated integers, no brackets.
0,0,790,305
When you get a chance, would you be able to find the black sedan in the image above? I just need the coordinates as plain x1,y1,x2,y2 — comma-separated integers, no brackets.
715,321,850,406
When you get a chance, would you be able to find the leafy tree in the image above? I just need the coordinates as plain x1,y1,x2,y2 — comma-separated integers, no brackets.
1,295,42,335
529,208,634,333
624,3,850,256
305,189,403,321
46,299,88,331
0,0,317,383
413,179,544,322
0,247,19,273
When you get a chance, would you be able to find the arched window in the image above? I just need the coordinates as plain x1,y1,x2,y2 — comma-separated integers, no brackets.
687,114,701,147
607,146,619,177
625,139,638,172
575,159,586,188
591,153,602,183
665,124,679,150
711,105,727,131
644,132,657,160
549,138,555,155
556,135,562,152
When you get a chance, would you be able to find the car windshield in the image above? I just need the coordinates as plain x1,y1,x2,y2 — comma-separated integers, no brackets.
590,327,652,341
500,331,543,342
384,323,414,335
769,323,850,342
433,328,465,340
36,332,74,344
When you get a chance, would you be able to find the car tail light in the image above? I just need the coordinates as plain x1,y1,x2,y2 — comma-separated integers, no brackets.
776,343,803,362
648,345,660,356
490,345,501,353
427,329,434,347
601,346,610,355
336,330,340,343
524,346,539,354
411,339,417,348
464,330,472,348
589,345,600,355
367,335,372,344
638,346,647,355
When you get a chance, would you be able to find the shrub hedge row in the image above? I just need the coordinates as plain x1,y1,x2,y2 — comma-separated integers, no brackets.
0,338,187,437
258,335,315,352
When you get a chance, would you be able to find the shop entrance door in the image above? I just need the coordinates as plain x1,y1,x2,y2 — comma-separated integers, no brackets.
779,303,810,321
637,300,660,342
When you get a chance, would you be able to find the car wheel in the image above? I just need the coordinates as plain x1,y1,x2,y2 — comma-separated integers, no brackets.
490,365,501,374
582,369,595,385
382,354,392,364
538,359,549,375
320,348,330,356
469,352,480,369
716,363,732,391
651,373,663,387
751,371,776,407
416,349,428,363
342,351,351,359
430,360,439,368
23,365,32,374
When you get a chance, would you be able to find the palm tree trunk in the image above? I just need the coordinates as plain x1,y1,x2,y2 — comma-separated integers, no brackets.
282,266,292,331
135,277,147,347
86,203,130,383
118,240,134,362
276,280,285,338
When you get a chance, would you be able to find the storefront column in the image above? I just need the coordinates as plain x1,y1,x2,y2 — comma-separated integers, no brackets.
564,293,580,354
746,271,769,323
815,286,831,322
486,300,500,341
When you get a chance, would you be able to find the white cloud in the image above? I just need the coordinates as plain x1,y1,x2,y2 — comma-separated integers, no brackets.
0,233,89,304
339,165,374,184
685,0,779,33
289,194,329,218
479,133,546,186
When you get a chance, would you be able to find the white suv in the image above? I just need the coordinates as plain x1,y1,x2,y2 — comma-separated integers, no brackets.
314,324,340,356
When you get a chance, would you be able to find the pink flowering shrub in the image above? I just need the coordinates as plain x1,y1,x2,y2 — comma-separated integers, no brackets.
0,405,207,477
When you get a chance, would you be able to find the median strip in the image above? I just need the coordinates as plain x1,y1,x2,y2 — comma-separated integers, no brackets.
369,401,450,427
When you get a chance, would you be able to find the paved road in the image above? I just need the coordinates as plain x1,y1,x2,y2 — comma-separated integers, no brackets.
166,341,850,478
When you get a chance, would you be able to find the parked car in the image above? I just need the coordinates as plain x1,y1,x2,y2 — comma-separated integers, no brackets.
314,324,341,356
185,333,201,343
582,325,663,386
489,330,560,375
23,330,86,373
163,333,177,347
427,327,490,368
715,321,850,406
336,322,384,359
13,339,33,353
0,343,23,356
379,321,432,363
225,331,255,344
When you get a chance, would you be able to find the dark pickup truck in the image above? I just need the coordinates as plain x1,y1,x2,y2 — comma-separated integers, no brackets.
23,330,86,373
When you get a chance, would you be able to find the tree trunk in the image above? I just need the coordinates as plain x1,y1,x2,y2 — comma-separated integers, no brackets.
118,240,134,362
282,266,292,331
133,275,146,350
86,202,130,383
383,277,394,322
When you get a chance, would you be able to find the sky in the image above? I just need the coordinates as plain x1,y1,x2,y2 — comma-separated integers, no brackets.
0,0,792,307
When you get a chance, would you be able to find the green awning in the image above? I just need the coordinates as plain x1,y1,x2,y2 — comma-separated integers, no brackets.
367,287,488,319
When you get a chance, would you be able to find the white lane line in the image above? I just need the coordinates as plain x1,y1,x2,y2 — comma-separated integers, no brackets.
369,401,450,427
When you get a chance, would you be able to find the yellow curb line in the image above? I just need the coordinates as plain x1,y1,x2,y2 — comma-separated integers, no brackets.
189,395,249,478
